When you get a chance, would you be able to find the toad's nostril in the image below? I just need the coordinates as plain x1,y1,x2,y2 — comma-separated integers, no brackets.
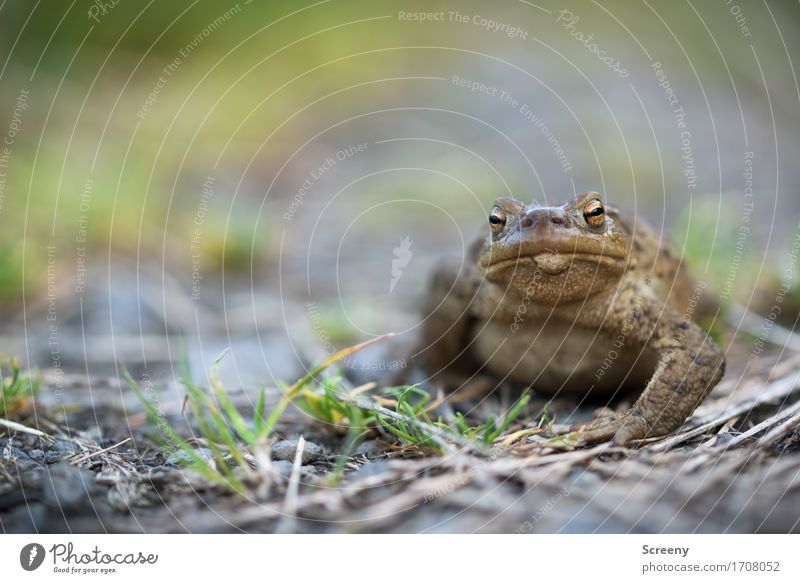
520,216,534,228
550,215,565,225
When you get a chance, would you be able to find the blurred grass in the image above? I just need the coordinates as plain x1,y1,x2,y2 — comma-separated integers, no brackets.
1,0,403,305
0,356,40,418
0,0,797,311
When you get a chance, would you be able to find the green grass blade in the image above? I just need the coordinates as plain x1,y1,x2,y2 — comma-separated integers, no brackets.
255,334,393,440
254,386,267,432
209,365,255,443
485,394,531,443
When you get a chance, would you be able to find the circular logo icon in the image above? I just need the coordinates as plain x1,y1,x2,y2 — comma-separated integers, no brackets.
20,543,46,571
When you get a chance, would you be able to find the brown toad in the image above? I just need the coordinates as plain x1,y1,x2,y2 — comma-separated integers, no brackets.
418,192,725,444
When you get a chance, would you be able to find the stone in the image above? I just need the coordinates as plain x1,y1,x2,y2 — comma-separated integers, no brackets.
271,439,324,464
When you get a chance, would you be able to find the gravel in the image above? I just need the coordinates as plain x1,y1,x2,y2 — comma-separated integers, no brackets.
271,439,324,465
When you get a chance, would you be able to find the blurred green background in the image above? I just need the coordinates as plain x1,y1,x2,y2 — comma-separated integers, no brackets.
1,0,798,380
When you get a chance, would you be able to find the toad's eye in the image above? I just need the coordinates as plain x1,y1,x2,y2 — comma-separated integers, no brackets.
489,206,507,233
582,199,605,227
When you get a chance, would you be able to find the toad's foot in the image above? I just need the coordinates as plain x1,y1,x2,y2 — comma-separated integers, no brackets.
570,406,651,445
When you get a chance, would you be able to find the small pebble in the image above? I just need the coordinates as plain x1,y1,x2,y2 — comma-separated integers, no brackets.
2,447,42,472
48,439,79,457
27,449,45,463
270,460,295,478
271,439,323,465
42,463,96,509
43,451,63,464
166,448,213,465
353,440,384,458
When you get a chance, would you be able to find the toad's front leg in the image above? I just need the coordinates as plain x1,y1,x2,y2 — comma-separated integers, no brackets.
575,301,725,445
417,257,481,383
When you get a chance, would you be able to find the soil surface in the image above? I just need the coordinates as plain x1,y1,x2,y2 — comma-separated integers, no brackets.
2,317,799,534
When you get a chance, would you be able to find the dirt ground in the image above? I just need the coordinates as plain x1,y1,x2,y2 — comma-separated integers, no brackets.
2,324,799,534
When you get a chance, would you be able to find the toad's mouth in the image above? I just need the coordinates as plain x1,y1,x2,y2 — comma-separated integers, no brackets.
486,251,626,276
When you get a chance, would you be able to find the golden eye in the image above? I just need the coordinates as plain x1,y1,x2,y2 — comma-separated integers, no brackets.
489,206,507,233
582,199,605,227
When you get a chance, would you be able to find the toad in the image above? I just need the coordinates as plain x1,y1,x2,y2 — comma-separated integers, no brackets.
418,192,725,444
